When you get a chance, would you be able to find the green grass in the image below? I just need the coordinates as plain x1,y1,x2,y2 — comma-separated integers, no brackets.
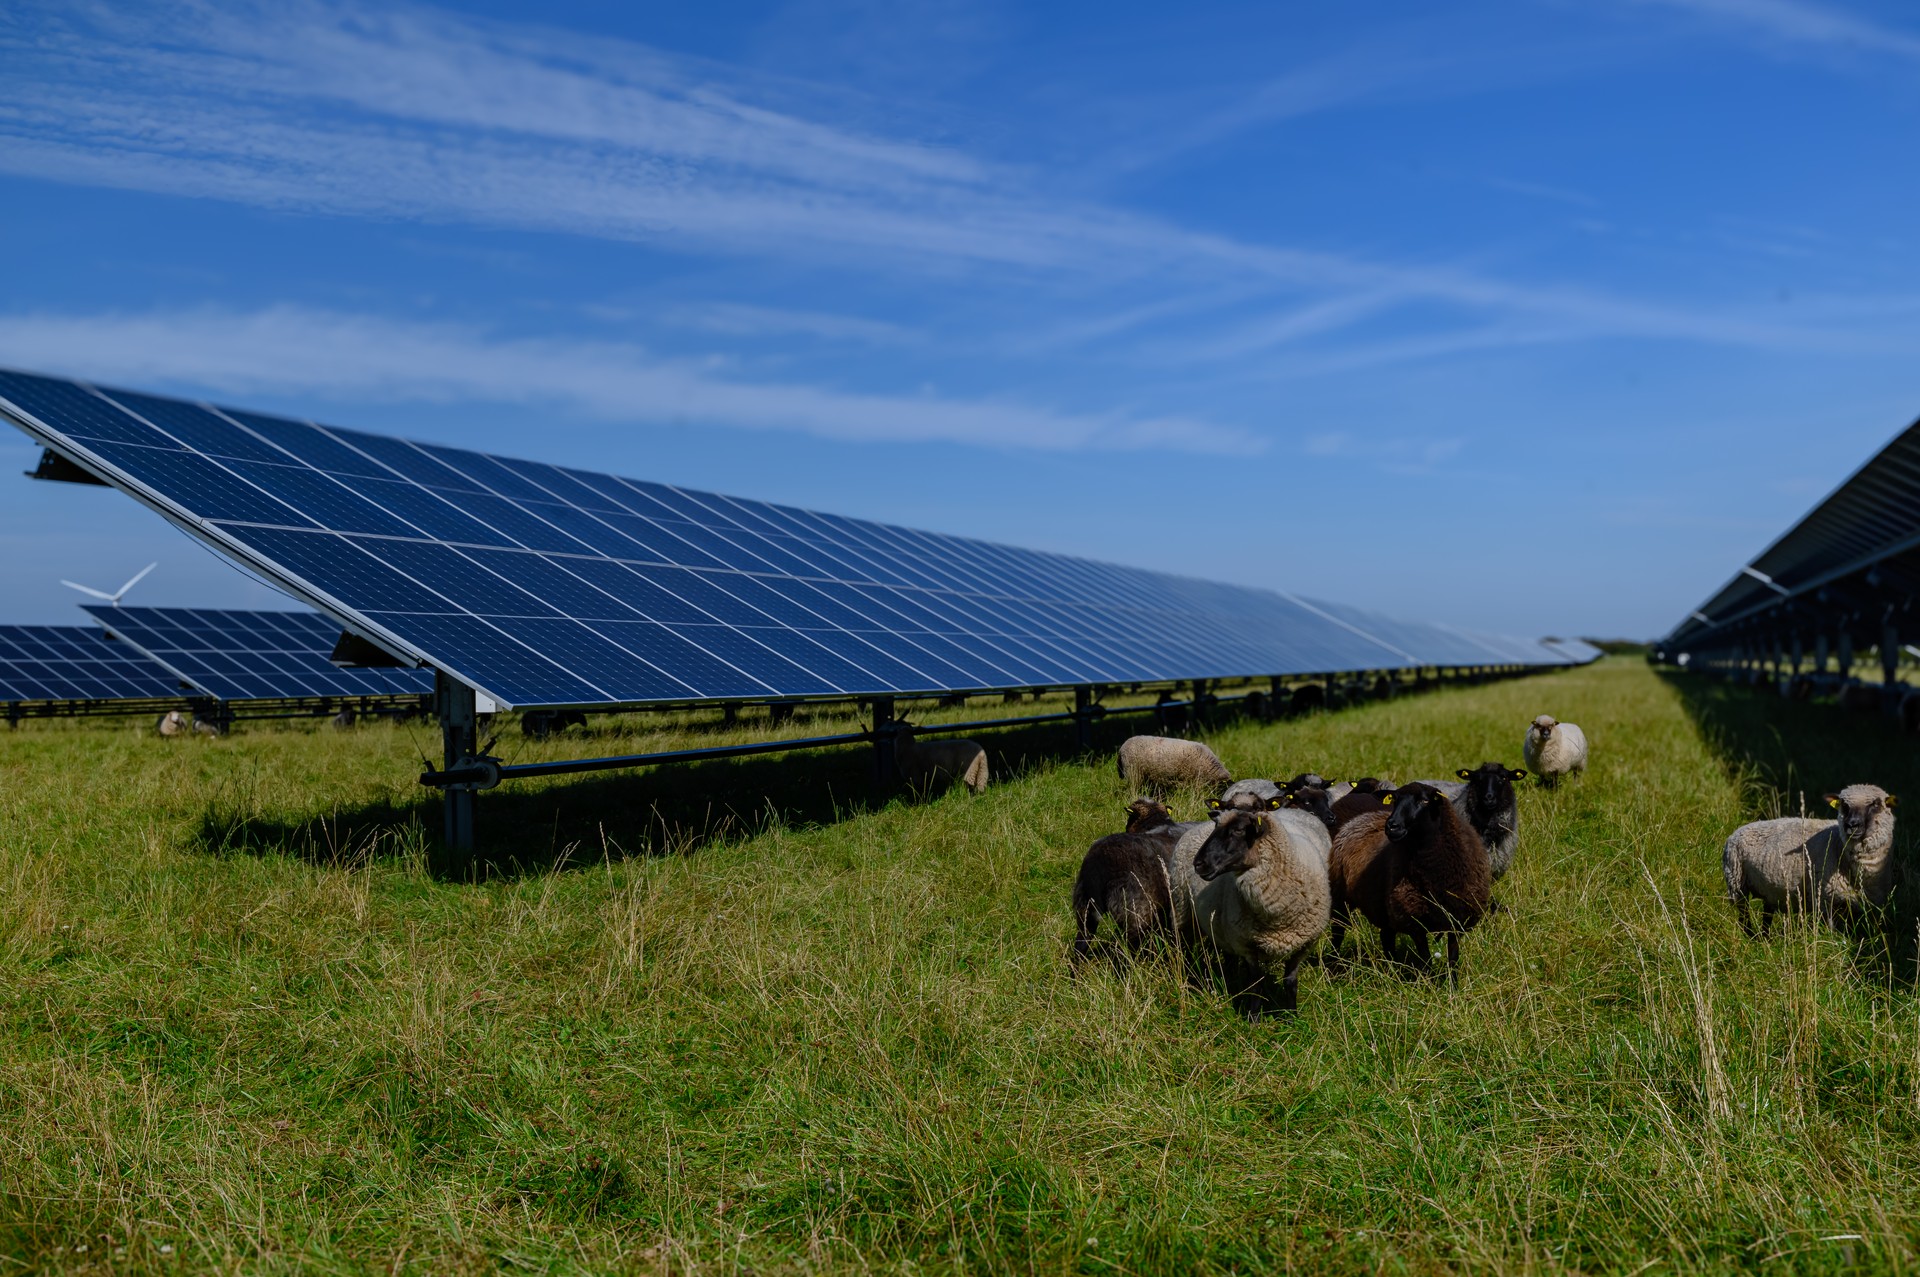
4,658,1920,1273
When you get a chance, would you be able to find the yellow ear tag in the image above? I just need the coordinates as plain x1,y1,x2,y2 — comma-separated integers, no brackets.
1381,794,1394,805
1457,769,1471,780
1828,797,1841,808
1888,796,1900,809
1268,796,1284,809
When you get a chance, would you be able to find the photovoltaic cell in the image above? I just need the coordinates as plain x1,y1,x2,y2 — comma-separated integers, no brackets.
84,607,434,702
0,368,1579,709
0,625,185,702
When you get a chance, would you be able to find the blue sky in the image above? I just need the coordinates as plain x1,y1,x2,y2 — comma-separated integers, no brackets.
0,0,1916,639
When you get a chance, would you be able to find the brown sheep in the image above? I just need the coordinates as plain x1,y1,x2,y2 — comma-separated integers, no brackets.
1328,783,1491,981
1069,799,1187,966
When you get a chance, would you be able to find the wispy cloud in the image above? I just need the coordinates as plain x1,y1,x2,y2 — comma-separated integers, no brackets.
657,302,920,346
0,0,1863,356
1631,0,1920,61
0,305,1260,454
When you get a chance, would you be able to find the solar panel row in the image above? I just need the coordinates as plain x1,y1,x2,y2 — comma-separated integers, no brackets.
0,369,1587,711
0,625,184,702
84,607,435,703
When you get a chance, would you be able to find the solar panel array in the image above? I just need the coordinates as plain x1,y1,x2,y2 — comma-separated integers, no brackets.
0,625,184,702
1665,417,1920,651
0,369,1588,710
84,606,436,703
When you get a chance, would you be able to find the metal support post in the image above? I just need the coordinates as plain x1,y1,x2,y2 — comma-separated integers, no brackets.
871,695,897,789
436,670,478,855
1885,619,1901,686
1839,629,1855,681
1813,632,1826,674
1074,685,1094,751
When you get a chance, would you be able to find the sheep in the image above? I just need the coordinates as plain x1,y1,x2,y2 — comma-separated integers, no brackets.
1221,777,1282,806
1723,783,1898,936
1411,763,1527,881
893,721,989,796
1327,783,1491,981
1282,784,1338,837
1279,772,1332,797
1069,800,1184,966
156,709,188,737
1523,715,1587,784
1182,799,1333,1016
1330,785,1389,830
1116,734,1231,796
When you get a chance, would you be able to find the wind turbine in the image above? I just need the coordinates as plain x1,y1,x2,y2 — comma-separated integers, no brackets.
61,562,157,607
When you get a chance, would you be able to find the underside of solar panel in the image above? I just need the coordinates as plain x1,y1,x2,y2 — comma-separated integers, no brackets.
0,368,1587,710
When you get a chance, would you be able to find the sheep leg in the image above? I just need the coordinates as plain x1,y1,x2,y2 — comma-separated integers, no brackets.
1378,925,1399,967
1729,892,1755,939
1759,904,1777,937
1277,952,1303,1014
1409,930,1433,975
1325,905,1350,969
1445,933,1461,985
1070,898,1103,971
1232,963,1278,1021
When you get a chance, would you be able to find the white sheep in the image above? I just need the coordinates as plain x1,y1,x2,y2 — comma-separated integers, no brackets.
1177,799,1333,1016
1724,783,1898,935
893,722,989,796
1522,715,1587,784
1116,735,1231,797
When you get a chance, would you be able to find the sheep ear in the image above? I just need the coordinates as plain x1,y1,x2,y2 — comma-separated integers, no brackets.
1206,798,1221,813
1886,795,1899,809
1456,768,1471,780
1825,794,1841,808
1511,769,1527,780
1267,796,1284,810
1380,793,1394,806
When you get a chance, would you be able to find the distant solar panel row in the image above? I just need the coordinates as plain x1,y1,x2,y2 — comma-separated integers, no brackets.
0,625,183,702
85,607,434,703
0,369,1585,710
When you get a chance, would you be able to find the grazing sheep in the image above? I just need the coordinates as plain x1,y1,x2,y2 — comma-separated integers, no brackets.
1723,784,1898,935
1280,772,1333,797
1328,783,1491,980
1116,735,1231,796
1070,801,1183,966
893,721,989,796
1183,800,1334,1016
1523,715,1587,784
156,709,188,737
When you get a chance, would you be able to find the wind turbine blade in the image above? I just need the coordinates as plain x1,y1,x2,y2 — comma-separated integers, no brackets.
115,562,158,599
60,580,115,600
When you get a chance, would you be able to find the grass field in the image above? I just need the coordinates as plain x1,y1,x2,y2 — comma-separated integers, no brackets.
5,657,1920,1274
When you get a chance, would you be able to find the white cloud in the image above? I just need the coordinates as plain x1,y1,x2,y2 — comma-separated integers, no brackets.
0,0,1863,352
0,305,1261,455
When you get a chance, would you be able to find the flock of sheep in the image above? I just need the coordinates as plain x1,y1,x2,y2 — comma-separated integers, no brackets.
1070,711,1898,1019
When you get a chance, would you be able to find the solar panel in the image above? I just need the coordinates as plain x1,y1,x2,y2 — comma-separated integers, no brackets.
1,369,1571,709
0,624,185,702
1545,638,1603,664
83,606,435,703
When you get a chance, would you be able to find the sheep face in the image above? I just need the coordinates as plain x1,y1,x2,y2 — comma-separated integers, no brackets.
1827,785,1897,846
1125,798,1175,833
1380,783,1450,843
1284,785,1336,832
1194,805,1280,881
1348,778,1387,795
1280,772,1332,796
1455,762,1526,812
1529,715,1557,741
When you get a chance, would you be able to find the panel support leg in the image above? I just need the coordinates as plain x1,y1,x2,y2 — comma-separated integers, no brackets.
871,696,897,790
1839,630,1854,681
1885,620,1901,687
437,671,478,857
1074,685,1093,752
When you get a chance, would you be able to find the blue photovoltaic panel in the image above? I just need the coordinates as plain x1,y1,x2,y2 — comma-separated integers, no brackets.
0,625,185,702
1,368,1573,709
1544,637,1604,664
84,606,435,703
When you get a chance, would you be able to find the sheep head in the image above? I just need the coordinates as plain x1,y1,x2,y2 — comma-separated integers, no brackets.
1125,798,1175,833
1826,784,1897,846
1283,785,1337,833
1380,783,1450,842
1529,715,1558,739
1194,804,1278,881
1280,772,1331,796
1455,762,1526,813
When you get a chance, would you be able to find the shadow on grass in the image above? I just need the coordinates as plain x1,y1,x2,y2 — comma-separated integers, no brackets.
1659,667,1920,980
191,712,1263,882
